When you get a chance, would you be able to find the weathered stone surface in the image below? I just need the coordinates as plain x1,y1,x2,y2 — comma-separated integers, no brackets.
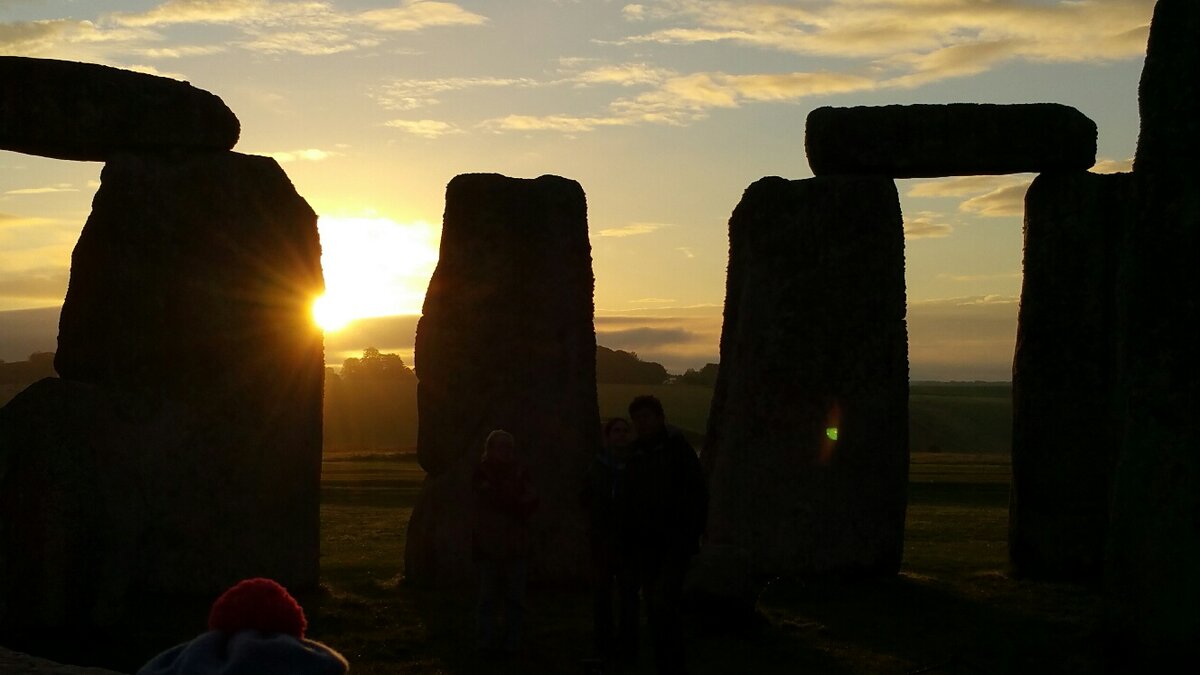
805,104,1097,178
1010,171,1137,583
1134,0,1200,174
0,56,239,161
697,175,908,599
0,151,324,630
405,173,600,587
1105,171,1200,669
0,647,125,675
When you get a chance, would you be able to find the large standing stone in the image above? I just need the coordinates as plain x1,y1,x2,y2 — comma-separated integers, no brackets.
0,151,324,630
0,57,239,161
698,175,909,603
805,104,1097,178
405,173,600,588
1105,170,1200,669
1133,0,1200,174
1105,2,1200,664
1010,171,1137,583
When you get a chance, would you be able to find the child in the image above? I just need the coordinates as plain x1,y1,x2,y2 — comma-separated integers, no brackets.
137,577,347,675
472,429,539,655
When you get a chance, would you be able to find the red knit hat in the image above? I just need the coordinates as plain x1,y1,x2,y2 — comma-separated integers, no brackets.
137,578,347,675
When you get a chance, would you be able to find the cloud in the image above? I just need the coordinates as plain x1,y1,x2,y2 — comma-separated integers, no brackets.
937,272,1022,284
261,148,340,162
594,313,723,373
904,211,954,239
907,295,1020,381
1091,157,1134,174
1,1,488,60
373,77,541,111
112,0,485,31
358,1,487,31
4,184,78,196
620,0,1153,87
134,44,228,58
908,175,1029,199
0,306,61,362
596,222,671,237
0,266,70,302
597,327,696,348
121,63,187,80
383,119,462,138
569,63,674,87
481,67,879,132
959,181,1032,217
480,114,632,133
622,4,647,21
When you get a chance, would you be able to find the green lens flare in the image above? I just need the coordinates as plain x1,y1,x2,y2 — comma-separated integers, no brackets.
825,427,839,441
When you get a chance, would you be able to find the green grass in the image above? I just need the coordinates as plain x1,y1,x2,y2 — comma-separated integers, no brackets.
598,382,1014,456
11,449,1102,674
295,451,1102,675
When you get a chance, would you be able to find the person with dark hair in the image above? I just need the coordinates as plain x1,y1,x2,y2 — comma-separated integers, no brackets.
472,429,538,656
582,416,640,669
625,395,708,675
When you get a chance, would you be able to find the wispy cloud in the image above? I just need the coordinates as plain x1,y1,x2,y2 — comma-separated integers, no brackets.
373,77,541,111
904,211,954,239
937,272,1022,284
908,175,1034,219
4,184,79,196
908,175,1027,199
481,67,878,132
907,294,1020,381
959,181,1032,217
260,148,341,162
596,222,672,237
1091,157,1134,174
620,1,1153,81
383,119,462,138
0,266,70,302
3,1,487,60
121,63,187,80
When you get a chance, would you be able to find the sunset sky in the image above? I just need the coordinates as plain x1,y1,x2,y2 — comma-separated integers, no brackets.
1,0,1155,378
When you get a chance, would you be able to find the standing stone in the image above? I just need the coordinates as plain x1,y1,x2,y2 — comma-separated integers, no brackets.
698,175,908,605
805,104,1097,178
1133,0,1200,174
405,174,600,587
1106,2,1200,664
1010,171,1137,583
1105,170,1200,669
0,57,239,161
0,150,324,630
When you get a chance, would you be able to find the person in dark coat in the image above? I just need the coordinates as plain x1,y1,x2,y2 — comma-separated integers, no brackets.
625,395,708,675
582,416,640,668
472,429,538,655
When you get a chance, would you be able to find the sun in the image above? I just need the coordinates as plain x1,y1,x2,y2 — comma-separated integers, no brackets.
310,216,440,332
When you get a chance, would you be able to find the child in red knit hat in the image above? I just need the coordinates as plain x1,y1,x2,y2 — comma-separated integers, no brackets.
137,578,348,675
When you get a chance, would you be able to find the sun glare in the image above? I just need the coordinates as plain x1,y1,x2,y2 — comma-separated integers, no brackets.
310,216,440,333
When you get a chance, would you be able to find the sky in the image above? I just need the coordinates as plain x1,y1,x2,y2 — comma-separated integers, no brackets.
0,0,1155,379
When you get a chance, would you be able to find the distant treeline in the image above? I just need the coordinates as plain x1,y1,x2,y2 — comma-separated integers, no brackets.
596,345,718,386
322,346,718,451
0,348,1012,455
324,347,418,452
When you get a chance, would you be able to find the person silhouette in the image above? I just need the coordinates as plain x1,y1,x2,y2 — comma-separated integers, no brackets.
472,429,538,656
624,395,707,675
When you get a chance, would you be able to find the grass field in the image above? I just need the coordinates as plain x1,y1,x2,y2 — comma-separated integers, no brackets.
327,381,1014,456
297,450,1102,675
